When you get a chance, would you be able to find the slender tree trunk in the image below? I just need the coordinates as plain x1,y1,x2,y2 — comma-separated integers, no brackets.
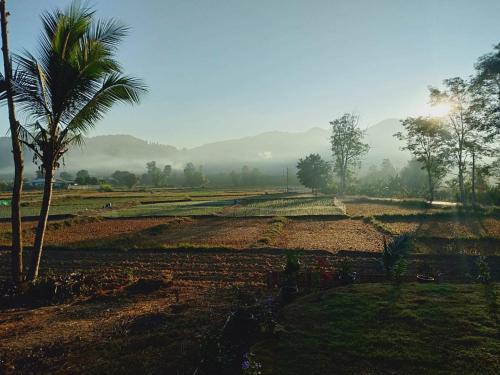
458,165,466,205
471,150,476,207
29,165,54,281
426,169,434,203
1,0,24,283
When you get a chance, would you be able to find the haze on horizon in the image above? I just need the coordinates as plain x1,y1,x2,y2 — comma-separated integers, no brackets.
1,0,500,148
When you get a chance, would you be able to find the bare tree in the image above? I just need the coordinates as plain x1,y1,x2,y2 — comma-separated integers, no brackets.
0,0,24,283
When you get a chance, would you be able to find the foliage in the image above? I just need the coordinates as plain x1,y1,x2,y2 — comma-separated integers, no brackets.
430,77,492,204
381,234,412,277
184,162,206,187
395,117,450,201
473,42,500,136
112,170,138,188
330,113,369,194
296,153,331,193
476,256,491,284
99,183,113,192
242,352,262,374
75,169,98,185
283,251,301,288
0,271,131,308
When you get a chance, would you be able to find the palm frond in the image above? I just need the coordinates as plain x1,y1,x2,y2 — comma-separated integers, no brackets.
65,73,146,134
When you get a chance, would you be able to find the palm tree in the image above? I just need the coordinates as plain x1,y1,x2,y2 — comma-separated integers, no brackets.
12,1,147,280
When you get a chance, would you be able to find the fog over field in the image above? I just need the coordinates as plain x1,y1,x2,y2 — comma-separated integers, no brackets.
0,119,409,178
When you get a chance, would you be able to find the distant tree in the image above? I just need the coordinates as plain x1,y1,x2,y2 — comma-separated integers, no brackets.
75,170,90,184
183,162,205,187
142,161,162,187
112,170,138,188
296,153,331,194
161,165,172,186
75,170,98,185
330,113,369,195
35,170,44,179
395,117,450,202
399,159,428,197
60,172,73,181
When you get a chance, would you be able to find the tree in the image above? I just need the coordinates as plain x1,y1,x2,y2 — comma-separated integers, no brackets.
161,165,172,186
0,0,24,283
330,113,369,195
142,161,161,186
183,162,205,187
296,154,331,193
430,78,487,204
60,172,73,181
112,170,138,188
400,159,429,197
75,170,90,184
13,2,146,280
473,43,500,136
395,117,450,202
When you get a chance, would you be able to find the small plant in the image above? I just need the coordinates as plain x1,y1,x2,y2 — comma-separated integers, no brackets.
242,352,262,374
284,251,300,283
338,259,357,285
392,259,408,284
99,183,113,192
382,234,412,280
476,256,491,284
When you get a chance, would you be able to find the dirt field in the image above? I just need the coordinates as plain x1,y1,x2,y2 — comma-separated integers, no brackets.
345,202,432,217
381,217,500,239
272,219,384,252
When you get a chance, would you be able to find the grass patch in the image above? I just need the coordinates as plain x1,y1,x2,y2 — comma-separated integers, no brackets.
254,217,288,246
253,283,500,375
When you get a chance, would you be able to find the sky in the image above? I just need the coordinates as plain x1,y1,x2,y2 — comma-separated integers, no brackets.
1,0,500,148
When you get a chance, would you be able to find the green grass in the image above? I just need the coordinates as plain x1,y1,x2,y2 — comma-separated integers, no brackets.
253,283,500,375
228,197,345,217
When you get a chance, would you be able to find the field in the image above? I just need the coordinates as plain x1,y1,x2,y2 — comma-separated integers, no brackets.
253,283,500,374
1,189,500,373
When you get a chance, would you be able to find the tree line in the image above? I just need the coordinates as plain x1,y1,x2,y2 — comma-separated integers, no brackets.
297,43,499,204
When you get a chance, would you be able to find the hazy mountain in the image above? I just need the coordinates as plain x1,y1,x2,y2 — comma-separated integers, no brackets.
0,118,410,178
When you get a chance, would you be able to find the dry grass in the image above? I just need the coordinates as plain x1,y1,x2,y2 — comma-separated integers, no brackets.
272,219,384,252
345,202,430,217
382,217,500,239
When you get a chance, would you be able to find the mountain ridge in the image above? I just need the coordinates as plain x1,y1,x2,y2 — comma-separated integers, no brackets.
0,118,410,177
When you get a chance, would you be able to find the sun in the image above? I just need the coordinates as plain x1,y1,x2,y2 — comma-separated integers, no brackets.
417,102,451,118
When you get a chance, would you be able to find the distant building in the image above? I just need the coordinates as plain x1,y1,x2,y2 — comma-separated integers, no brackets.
27,178,73,189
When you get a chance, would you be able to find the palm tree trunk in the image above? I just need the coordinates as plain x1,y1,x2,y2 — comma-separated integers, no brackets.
29,166,54,281
1,0,24,283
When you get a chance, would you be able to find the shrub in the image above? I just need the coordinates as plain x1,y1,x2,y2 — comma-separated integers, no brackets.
476,256,491,284
99,183,113,192
382,234,412,278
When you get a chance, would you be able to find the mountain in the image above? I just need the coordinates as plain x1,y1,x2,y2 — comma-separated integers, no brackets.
0,119,410,178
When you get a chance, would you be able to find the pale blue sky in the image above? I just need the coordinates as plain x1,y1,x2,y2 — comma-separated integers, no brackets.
2,0,500,147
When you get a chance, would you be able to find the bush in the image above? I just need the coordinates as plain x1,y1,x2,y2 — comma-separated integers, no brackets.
99,183,113,192
476,256,491,284
382,234,412,278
